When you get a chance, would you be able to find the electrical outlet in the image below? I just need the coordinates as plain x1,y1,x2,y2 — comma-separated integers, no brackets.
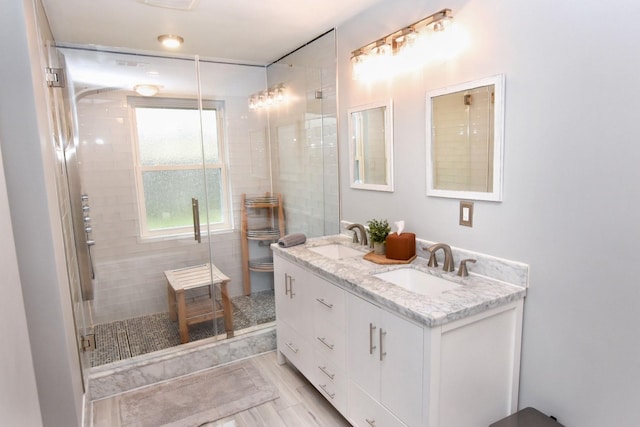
459,201,473,227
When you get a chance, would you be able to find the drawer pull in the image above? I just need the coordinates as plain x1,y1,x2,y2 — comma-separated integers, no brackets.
317,336,335,350
369,323,377,355
318,384,335,399
318,365,335,380
315,298,334,309
366,419,377,427
285,342,299,354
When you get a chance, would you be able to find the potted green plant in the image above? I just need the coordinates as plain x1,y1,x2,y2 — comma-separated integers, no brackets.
367,219,391,255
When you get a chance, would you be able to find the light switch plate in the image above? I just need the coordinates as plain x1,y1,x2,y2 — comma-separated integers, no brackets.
459,201,474,227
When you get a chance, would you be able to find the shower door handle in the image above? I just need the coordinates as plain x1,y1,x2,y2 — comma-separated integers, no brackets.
192,198,201,243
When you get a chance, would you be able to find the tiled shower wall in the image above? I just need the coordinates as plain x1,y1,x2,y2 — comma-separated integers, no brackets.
72,33,339,325
267,31,340,238
74,60,271,324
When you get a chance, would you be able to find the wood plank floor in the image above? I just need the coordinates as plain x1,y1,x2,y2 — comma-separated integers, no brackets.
91,351,351,426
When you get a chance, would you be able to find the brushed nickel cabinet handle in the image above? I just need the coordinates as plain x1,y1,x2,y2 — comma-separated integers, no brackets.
284,273,290,296
369,323,377,355
285,342,299,353
380,328,387,361
318,365,335,380
318,384,335,399
315,298,334,309
317,336,334,350
288,275,295,298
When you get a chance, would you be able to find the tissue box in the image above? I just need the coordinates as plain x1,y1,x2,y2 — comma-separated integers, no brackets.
385,232,416,260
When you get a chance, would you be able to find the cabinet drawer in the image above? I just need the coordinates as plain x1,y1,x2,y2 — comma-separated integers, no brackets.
348,381,406,427
277,321,310,374
311,275,346,326
312,352,347,414
313,316,346,368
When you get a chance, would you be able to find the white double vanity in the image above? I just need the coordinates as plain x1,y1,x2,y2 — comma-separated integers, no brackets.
273,235,527,427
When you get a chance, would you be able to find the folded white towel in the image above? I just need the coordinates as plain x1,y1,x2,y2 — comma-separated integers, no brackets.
278,233,307,248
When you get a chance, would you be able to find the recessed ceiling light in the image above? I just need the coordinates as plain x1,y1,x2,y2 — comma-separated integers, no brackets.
157,34,184,49
134,84,160,97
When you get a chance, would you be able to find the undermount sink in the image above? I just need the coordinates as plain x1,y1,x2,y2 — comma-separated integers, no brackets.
373,268,461,296
308,244,364,260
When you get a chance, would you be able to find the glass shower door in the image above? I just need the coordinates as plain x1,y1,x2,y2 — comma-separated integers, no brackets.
55,47,226,366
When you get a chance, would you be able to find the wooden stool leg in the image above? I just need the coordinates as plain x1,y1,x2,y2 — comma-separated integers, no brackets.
176,290,189,343
220,281,234,338
167,282,177,322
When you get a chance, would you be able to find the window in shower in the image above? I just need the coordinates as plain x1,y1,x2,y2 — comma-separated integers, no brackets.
130,97,231,238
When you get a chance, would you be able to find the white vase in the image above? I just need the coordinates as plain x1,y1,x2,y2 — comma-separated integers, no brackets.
373,241,386,255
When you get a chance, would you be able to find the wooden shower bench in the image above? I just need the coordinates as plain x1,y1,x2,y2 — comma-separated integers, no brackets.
165,263,234,343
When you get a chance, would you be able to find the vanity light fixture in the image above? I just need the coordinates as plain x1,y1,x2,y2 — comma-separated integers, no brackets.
157,34,184,49
134,84,160,97
351,8,454,81
248,84,287,110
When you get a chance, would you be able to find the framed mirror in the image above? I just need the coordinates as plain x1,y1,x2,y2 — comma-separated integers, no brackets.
348,100,394,192
426,75,505,201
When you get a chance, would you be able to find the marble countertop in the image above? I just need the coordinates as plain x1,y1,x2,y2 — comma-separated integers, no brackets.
272,235,526,328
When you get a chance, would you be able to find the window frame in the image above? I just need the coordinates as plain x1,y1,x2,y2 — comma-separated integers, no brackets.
129,96,232,239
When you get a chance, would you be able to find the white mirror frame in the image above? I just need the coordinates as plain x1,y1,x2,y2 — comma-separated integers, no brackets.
426,74,505,202
348,100,394,192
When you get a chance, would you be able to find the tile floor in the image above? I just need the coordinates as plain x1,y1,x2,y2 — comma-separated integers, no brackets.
91,351,351,427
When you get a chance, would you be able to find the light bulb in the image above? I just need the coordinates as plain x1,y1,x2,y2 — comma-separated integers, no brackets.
157,34,184,49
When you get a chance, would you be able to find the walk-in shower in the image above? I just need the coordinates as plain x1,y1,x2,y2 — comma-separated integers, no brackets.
47,30,339,375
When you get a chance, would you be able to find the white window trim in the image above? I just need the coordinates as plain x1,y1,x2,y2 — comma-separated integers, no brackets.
128,96,232,239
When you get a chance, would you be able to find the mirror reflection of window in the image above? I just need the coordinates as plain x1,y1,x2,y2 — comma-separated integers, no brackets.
426,74,504,201
431,84,494,192
352,106,387,185
348,100,394,192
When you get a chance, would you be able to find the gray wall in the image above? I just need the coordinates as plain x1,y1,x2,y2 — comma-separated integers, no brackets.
0,0,83,425
338,0,639,425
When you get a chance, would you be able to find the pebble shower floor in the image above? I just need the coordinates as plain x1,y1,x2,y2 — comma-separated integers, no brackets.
90,290,275,367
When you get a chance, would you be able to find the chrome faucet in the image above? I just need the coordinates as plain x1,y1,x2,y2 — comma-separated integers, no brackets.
346,223,368,246
423,243,454,272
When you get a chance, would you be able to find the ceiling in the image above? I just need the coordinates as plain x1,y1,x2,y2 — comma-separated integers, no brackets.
42,0,384,65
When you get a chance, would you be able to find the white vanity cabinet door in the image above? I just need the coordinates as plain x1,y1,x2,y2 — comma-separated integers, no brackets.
274,255,312,335
274,255,313,374
347,293,423,427
346,292,381,398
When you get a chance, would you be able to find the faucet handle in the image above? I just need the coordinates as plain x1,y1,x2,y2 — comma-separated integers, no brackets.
457,259,477,277
422,247,438,267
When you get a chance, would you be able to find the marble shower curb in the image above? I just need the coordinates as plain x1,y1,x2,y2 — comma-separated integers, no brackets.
87,324,276,401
